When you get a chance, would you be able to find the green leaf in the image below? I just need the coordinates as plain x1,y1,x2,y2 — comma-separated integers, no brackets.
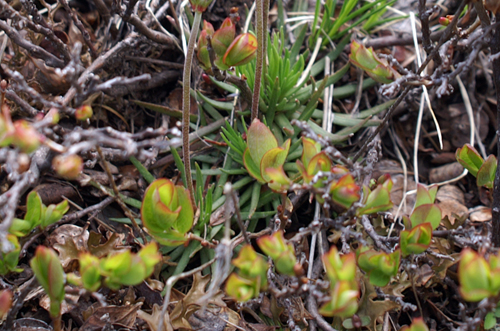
0,235,21,275
247,119,278,163
357,185,393,215
25,191,43,229
243,148,265,183
368,269,391,287
133,100,198,122
260,145,290,182
129,156,155,184
79,253,101,292
197,91,234,111
30,246,65,318
330,174,361,209
225,273,259,302
400,223,432,257
248,182,261,219
9,218,34,237
456,144,484,177
414,184,435,209
410,204,442,230
485,312,497,330
40,200,69,229
194,162,203,206
458,249,492,302
171,147,186,188
174,185,194,234
257,230,288,260
209,76,237,93
477,155,497,189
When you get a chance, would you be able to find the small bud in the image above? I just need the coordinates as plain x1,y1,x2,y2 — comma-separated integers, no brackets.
212,18,236,57
197,30,213,71
12,120,42,154
18,153,31,173
229,7,240,24
202,20,214,36
75,105,93,121
293,263,305,277
188,0,214,12
0,79,8,90
438,16,450,26
201,74,212,85
223,33,257,67
53,154,84,180
45,108,60,124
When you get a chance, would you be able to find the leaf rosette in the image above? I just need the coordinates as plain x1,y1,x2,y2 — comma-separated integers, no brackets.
296,137,332,185
400,222,433,257
100,243,161,290
257,230,296,275
226,245,268,302
357,175,393,216
459,249,500,302
141,179,194,246
356,247,400,287
243,119,291,192
320,247,359,318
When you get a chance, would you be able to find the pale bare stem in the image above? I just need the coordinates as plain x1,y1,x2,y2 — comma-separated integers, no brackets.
61,34,137,107
157,258,216,331
0,172,32,253
224,183,249,244
182,11,202,207
58,0,97,58
251,0,264,121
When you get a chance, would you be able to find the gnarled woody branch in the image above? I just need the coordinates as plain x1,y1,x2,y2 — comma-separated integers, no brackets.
0,18,64,68
58,0,97,58
0,0,71,63
121,0,178,48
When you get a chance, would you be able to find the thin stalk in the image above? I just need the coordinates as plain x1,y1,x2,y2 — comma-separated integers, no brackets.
182,10,202,206
53,315,62,331
263,0,269,77
251,0,264,121
491,13,500,247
